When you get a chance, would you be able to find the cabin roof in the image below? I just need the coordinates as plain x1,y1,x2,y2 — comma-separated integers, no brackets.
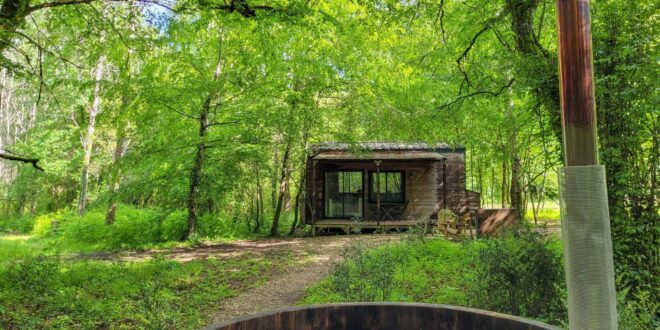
313,151,446,161
311,142,463,161
313,142,456,152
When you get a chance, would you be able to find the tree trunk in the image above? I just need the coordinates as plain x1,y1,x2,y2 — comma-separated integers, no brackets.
270,142,291,236
501,160,508,208
183,32,224,240
490,162,495,208
288,175,304,236
510,156,524,219
78,56,105,216
254,163,263,233
184,98,209,240
271,133,280,210
105,131,129,224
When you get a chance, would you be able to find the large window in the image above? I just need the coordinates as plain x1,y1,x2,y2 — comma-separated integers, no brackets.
324,171,363,219
370,171,405,203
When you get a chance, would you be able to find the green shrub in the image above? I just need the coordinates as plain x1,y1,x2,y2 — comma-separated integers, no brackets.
31,209,75,236
161,209,187,241
330,243,405,301
197,213,228,238
463,229,567,325
303,239,468,306
616,285,659,329
54,205,165,250
58,211,107,244
106,205,165,248
198,213,256,239
0,215,35,233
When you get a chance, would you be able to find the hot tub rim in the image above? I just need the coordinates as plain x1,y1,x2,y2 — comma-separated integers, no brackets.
203,302,560,330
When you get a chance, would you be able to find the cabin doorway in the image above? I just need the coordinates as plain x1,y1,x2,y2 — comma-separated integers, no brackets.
324,171,363,219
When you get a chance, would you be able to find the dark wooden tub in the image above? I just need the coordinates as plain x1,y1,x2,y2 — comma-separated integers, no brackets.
204,303,558,330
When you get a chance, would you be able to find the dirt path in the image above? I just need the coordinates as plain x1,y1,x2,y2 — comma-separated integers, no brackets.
204,234,399,324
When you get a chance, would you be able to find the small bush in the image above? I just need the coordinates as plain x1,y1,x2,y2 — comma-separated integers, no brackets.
463,229,566,324
330,243,405,301
58,211,107,244
55,205,165,250
107,206,164,248
616,285,659,329
161,210,187,241
31,209,75,236
0,215,35,233
303,239,468,306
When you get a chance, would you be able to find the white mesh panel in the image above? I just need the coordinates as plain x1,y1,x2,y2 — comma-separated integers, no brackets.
559,165,617,330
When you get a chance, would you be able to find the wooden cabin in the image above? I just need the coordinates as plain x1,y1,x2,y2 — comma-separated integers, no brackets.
303,142,481,232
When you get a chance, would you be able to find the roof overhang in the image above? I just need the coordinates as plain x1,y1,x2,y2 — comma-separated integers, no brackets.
312,151,446,161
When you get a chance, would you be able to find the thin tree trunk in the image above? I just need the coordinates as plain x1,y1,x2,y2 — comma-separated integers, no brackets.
477,158,483,196
501,160,507,208
270,142,291,236
510,156,524,219
470,151,475,190
105,131,129,224
78,56,105,216
490,162,495,208
184,99,209,240
183,32,224,240
288,176,304,236
254,163,263,233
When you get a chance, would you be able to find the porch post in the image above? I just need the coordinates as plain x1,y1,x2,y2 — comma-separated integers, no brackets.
375,160,382,227
312,160,318,236
362,168,368,222
442,159,447,209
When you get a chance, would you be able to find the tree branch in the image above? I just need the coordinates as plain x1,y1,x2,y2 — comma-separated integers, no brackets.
437,78,515,111
0,152,45,171
28,0,174,13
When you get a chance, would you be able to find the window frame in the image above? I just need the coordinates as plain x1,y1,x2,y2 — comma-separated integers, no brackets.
323,170,364,219
369,170,406,204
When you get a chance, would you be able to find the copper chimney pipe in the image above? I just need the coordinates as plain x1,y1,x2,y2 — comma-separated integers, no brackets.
556,0,599,166
556,1,617,329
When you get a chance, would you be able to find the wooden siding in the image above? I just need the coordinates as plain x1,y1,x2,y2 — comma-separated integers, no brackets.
304,150,480,225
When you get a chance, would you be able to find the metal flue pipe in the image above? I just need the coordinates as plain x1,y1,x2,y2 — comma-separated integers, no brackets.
557,0,599,166
556,0,617,329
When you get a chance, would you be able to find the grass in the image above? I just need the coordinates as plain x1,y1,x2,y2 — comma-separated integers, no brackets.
0,235,294,329
525,204,561,225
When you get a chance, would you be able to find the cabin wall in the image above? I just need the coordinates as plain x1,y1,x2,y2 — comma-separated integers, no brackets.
403,164,438,220
437,151,471,213
303,150,480,224
303,157,315,225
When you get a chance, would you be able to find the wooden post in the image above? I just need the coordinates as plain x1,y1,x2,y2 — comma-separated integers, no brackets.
375,160,382,227
442,159,448,209
312,160,317,236
557,0,599,166
362,168,368,222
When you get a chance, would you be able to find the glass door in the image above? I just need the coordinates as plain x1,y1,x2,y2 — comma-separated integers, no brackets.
324,171,363,219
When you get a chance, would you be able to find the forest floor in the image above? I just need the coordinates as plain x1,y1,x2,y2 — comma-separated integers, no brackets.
73,233,402,324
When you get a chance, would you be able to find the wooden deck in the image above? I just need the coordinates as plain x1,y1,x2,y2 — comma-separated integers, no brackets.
312,219,430,234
